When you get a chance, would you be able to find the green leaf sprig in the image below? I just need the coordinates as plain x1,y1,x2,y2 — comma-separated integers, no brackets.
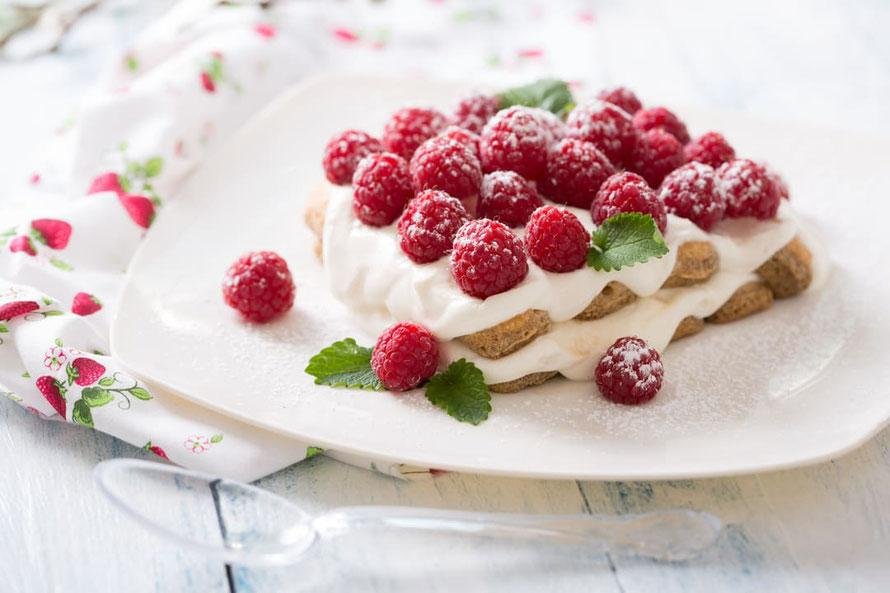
496,78,574,116
587,212,669,272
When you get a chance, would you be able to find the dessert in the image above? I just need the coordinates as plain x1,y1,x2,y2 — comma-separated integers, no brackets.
304,79,820,424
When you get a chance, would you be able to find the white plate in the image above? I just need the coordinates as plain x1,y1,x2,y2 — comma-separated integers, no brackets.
111,74,890,480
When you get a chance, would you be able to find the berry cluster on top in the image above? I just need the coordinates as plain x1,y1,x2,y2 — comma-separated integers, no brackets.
321,81,788,301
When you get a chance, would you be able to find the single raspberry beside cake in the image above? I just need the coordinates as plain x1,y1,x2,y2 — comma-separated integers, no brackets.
541,138,616,209
477,171,543,227
222,251,295,323
352,152,414,226
632,106,690,144
525,206,589,273
596,86,643,115
717,159,781,219
627,128,686,188
683,131,735,169
453,94,500,134
410,136,482,201
565,100,636,165
480,106,553,181
371,322,440,391
397,190,470,263
450,219,528,298
591,171,668,233
659,162,726,231
595,336,664,405
382,107,448,160
322,130,383,185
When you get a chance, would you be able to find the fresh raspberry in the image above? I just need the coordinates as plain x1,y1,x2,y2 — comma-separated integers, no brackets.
371,322,440,391
627,128,685,188
477,171,542,227
382,107,448,160
592,172,668,233
87,171,124,196
596,86,642,115
525,206,589,273
322,129,383,185
222,251,295,323
595,336,664,405
565,100,636,165
450,219,528,298
684,131,735,169
540,138,616,209
531,108,567,142
438,125,481,159
768,168,790,201
410,137,482,201
453,94,499,134
397,190,470,263
659,162,726,231
352,152,414,226
717,159,781,220
480,106,552,181
632,106,690,144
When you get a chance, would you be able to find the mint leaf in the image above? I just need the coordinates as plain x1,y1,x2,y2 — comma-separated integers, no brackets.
425,359,491,425
305,338,383,391
587,212,669,272
497,79,574,116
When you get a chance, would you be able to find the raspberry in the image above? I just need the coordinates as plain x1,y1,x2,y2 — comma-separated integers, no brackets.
352,152,414,226
684,131,735,169
595,336,664,405
477,171,542,227
438,125,481,159
565,100,636,165
382,107,448,160
531,108,567,142
480,106,552,181
322,129,383,185
409,137,482,201
525,206,589,273
371,322,440,391
541,138,616,209
717,159,780,220
453,94,499,134
596,86,642,115
592,172,668,233
397,190,470,263
632,106,690,144
659,162,726,231
627,128,685,188
450,219,528,299
768,168,790,201
222,251,295,323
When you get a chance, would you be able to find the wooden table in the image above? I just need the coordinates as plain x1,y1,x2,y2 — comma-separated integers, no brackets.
2,1,889,591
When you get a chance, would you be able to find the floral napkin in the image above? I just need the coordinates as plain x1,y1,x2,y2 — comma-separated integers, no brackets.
0,0,600,482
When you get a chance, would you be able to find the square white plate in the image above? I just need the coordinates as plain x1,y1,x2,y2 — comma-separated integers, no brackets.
111,74,890,480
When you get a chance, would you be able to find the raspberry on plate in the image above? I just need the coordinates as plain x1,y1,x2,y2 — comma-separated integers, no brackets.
450,219,528,299
371,322,440,391
659,162,726,231
410,136,482,201
382,107,449,160
397,190,470,263
480,106,553,181
322,130,383,185
717,159,781,220
591,171,668,233
222,251,295,323
438,125,481,159
541,138,616,209
684,131,735,169
627,128,685,188
565,100,637,165
453,94,500,134
632,106,690,144
477,171,543,227
352,152,414,226
596,86,643,115
525,206,589,273
595,336,664,405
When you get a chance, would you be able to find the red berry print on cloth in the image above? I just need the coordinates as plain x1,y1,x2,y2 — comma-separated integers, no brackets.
69,357,106,387
9,236,36,256
36,376,66,417
71,292,102,316
199,52,239,94
30,219,71,250
143,441,170,460
0,301,40,321
119,195,156,229
201,71,215,93
87,171,125,196
254,23,277,39
332,27,360,43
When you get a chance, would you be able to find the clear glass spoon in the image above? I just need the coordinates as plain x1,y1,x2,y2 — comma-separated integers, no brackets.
93,459,722,567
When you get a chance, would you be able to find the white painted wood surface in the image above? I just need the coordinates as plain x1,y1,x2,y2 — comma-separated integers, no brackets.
2,1,890,591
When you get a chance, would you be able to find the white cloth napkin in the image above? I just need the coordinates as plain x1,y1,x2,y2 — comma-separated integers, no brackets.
0,0,599,482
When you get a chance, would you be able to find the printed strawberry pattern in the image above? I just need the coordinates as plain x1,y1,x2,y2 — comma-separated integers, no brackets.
199,51,241,94
86,146,163,229
2,220,74,271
